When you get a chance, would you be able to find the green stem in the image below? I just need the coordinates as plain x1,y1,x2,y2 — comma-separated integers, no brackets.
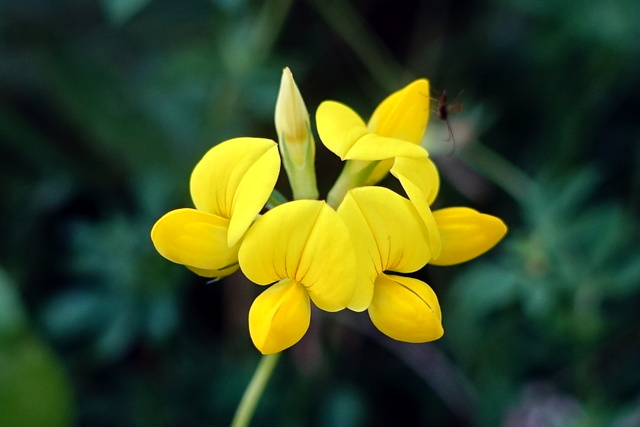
306,0,408,91
230,353,281,427
327,160,379,208
267,188,289,209
461,141,537,204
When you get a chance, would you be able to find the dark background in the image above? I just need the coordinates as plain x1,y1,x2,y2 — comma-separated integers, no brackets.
1,0,640,425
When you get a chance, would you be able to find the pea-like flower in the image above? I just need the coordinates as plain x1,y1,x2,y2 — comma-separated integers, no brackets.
337,186,443,342
316,79,432,208
238,200,357,354
316,79,430,162
151,137,280,278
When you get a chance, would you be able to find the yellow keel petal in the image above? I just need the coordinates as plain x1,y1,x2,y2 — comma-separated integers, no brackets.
368,274,443,343
249,279,311,354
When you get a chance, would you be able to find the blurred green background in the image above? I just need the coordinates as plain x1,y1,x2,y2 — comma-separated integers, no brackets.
1,0,640,426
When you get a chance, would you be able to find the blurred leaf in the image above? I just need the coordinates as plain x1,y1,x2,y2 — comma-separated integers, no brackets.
0,267,27,335
0,268,74,427
102,0,156,25
41,289,115,342
320,384,367,427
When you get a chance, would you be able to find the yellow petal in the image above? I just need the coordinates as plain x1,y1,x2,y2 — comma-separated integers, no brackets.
431,207,508,266
238,200,357,312
363,158,394,186
249,279,310,354
367,79,430,144
368,274,443,343
391,156,440,205
337,187,431,311
390,157,442,257
316,101,427,161
189,137,280,247
316,101,368,160
345,133,428,161
150,208,241,276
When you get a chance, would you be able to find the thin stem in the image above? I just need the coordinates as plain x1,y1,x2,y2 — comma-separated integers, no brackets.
326,160,379,209
461,141,537,204
230,353,281,427
306,0,408,91
267,188,289,209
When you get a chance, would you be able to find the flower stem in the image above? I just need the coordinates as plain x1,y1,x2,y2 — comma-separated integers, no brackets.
461,141,537,204
230,353,281,427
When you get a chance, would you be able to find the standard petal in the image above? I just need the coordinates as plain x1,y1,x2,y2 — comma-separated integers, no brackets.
150,208,241,275
228,143,281,247
340,186,431,273
249,279,311,354
336,191,380,312
430,207,508,266
337,187,431,311
239,200,357,312
390,157,442,257
189,137,280,246
367,79,430,144
316,101,369,160
368,274,443,343
316,101,427,161
344,133,428,161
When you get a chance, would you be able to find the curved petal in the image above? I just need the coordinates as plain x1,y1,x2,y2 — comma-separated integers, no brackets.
337,187,431,310
367,79,430,144
190,137,280,246
391,156,440,205
431,207,508,266
316,101,428,161
363,158,394,186
239,200,357,312
316,101,369,160
368,274,443,343
249,279,311,354
344,133,428,161
390,157,442,257
150,208,241,276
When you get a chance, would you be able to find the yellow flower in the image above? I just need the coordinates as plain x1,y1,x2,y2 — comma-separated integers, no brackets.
151,137,280,278
337,186,443,342
316,79,430,161
238,200,357,354
318,79,432,208
391,157,507,265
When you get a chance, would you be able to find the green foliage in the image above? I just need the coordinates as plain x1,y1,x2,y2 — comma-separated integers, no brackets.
0,269,74,427
444,169,640,426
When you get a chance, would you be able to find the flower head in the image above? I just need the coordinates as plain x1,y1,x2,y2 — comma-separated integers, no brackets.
151,137,280,278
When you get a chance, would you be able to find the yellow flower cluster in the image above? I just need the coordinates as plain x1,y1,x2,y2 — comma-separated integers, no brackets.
151,68,507,354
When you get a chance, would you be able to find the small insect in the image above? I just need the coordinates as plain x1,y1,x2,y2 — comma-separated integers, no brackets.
435,90,463,155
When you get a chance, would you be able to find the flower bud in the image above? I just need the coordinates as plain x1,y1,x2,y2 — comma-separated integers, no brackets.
274,67,318,200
